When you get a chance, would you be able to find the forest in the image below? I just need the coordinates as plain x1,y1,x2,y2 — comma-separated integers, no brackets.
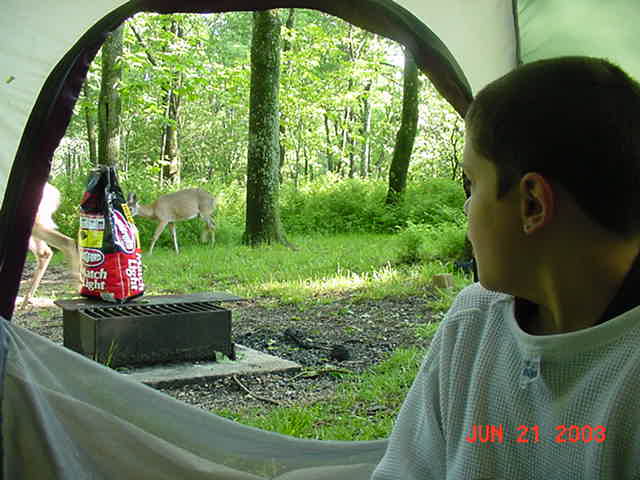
20,8,473,440
50,9,467,247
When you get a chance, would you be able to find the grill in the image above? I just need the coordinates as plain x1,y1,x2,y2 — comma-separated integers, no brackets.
62,300,235,368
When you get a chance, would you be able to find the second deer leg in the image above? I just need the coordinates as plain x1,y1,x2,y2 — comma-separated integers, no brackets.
22,237,53,306
168,222,179,254
201,216,216,245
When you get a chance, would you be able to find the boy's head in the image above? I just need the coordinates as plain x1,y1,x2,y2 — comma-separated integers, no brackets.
463,57,640,297
465,56,640,236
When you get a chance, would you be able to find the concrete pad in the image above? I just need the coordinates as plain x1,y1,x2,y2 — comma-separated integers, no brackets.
120,344,301,386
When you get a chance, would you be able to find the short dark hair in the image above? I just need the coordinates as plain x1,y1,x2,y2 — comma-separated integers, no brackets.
466,56,640,236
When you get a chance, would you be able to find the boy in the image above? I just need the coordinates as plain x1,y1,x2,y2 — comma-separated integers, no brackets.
371,57,640,479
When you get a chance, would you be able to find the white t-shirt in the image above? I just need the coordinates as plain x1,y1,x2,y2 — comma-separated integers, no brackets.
371,283,640,480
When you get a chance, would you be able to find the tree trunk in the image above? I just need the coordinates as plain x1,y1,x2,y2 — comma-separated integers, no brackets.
98,25,124,167
385,49,420,205
304,145,310,179
161,20,183,185
337,107,350,177
348,114,356,179
243,10,288,247
278,9,295,183
360,80,372,178
323,112,334,172
84,83,98,166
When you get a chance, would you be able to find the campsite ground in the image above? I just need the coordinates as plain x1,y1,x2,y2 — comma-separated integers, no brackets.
13,261,438,415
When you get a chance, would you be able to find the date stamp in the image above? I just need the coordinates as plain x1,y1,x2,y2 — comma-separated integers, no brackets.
465,424,606,444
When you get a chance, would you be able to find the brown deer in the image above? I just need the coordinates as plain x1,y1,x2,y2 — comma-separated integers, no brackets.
22,182,82,306
127,188,217,254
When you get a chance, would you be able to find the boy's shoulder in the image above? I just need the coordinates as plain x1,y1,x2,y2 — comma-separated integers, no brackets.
447,282,511,320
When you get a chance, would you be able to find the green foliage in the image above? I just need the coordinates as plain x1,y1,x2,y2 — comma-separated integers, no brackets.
55,9,464,188
280,176,465,234
50,172,466,253
396,222,468,265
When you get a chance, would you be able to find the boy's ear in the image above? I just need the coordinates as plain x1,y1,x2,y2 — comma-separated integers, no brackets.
519,173,554,234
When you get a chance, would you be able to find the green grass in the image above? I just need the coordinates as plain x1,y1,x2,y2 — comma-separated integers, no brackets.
216,347,424,441
141,232,452,304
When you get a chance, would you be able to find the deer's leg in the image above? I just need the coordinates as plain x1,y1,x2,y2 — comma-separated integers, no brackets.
30,223,82,290
201,216,216,245
22,237,53,306
168,222,179,254
148,221,168,255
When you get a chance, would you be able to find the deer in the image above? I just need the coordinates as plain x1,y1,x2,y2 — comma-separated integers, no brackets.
127,188,217,255
21,182,82,307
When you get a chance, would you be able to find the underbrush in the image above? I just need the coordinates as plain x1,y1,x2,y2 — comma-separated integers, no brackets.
53,172,465,253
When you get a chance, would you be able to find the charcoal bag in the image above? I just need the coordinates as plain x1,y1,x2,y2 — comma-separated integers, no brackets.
78,166,144,302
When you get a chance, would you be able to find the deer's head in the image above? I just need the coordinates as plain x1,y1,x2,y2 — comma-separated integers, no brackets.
127,193,139,216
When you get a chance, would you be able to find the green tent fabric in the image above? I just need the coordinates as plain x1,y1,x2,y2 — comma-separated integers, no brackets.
0,1,639,478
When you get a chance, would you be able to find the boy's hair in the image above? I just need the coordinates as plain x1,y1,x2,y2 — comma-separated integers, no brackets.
466,56,640,236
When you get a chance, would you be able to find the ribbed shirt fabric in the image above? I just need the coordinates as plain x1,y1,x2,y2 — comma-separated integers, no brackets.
371,283,640,480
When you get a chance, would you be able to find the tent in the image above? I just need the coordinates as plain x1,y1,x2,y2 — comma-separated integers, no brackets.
0,0,638,478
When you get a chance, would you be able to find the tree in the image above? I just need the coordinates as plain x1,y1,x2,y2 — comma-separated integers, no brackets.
55,10,465,190
98,25,124,167
83,83,98,166
278,8,296,183
386,48,420,204
159,19,184,185
243,10,288,246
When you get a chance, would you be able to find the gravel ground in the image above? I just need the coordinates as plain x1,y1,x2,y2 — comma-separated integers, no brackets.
13,262,438,414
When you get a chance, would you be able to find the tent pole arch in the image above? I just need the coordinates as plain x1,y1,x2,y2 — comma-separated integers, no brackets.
0,0,472,319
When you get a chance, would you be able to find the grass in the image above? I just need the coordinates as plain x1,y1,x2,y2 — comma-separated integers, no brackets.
141,232,470,304
32,231,471,440
216,348,425,441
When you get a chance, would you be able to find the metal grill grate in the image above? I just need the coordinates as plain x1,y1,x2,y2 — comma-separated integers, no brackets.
81,301,226,319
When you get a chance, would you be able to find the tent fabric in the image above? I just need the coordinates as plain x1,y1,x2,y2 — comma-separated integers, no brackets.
1,318,387,479
517,0,640,72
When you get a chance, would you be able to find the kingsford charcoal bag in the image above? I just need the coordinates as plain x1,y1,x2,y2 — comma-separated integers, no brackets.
79,166,144,302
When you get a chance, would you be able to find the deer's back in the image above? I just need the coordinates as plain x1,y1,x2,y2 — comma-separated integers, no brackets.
35,183,61,229
152,188,215,221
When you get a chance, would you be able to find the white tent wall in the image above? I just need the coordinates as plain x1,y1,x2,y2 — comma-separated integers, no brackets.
517,0,640,81
0,0,131,201
397,0,517,96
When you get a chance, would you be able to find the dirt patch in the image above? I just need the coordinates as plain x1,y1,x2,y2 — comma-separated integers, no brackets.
12,262,438,414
